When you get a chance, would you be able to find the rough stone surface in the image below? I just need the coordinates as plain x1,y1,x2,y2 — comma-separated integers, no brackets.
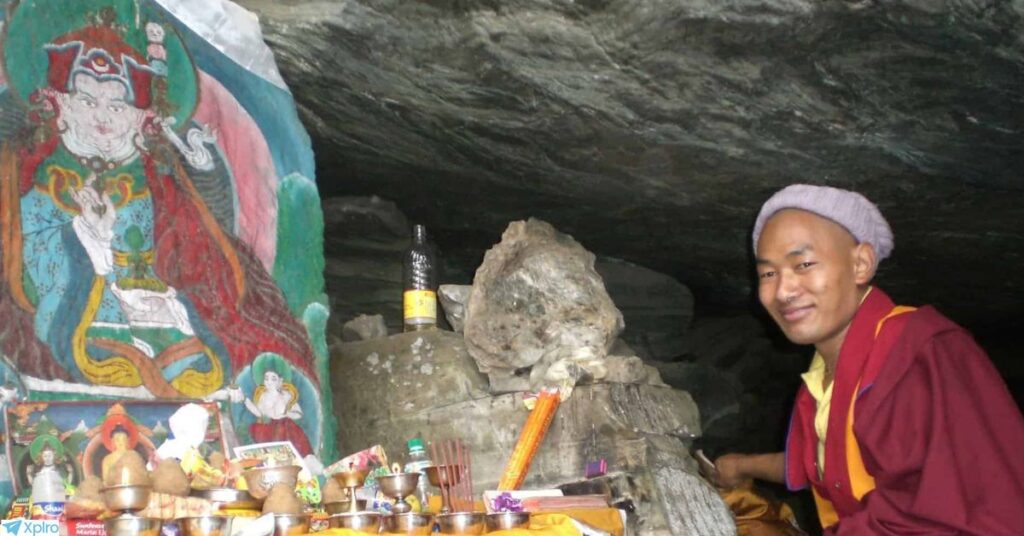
329,329,726,534
322,196,410,335
652,362,743,444
341,314,389,342
595,258,694,361
438,284,472,333
242,0,1024,348
463,219,625,387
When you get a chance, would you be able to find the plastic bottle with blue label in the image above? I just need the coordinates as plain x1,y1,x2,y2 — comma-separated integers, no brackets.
29,466,65,520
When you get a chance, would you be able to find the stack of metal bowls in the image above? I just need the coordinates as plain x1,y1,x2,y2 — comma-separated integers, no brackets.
103,515,163,536
271,514,310,536
329,511,381,533
190,488,263,511
485,511,531,531
436,512,486,535
241,465,303,500
383,512,434,535
179,515,233,536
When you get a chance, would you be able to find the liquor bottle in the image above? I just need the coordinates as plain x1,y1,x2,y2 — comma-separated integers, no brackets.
402,224,438,332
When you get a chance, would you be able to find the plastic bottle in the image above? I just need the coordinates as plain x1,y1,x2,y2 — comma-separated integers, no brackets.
402,225,438,332
402,438,434,512
29,466,65,520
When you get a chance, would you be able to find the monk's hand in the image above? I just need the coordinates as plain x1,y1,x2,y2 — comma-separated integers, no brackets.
712,453,753,489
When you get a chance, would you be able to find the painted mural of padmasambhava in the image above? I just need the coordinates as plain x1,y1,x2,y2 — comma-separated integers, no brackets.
0,2,316,414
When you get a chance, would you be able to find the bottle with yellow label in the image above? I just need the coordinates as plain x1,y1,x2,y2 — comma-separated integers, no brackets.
403,224,438,331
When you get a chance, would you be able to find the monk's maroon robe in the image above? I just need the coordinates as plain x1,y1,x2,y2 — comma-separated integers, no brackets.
785,288,1024,535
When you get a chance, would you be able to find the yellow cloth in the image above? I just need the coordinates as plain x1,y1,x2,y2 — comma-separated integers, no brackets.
721,485,803,536
313,513,592,536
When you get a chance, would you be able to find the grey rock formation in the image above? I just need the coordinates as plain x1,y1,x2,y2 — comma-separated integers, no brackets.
341,314,389,341
330,329,733,535
240,0,1024,347
463,219,624,388
322,196,410,335
437,284,472,333
595,257,694,361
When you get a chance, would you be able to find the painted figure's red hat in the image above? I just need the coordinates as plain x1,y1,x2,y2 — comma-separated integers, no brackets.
44,25,158,108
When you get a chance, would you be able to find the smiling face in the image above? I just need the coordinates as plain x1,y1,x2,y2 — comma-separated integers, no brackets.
755,209,876,359
56,73,146,156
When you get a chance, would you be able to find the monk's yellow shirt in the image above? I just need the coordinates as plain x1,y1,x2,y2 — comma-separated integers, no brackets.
800,353,831,477
800,287,873,477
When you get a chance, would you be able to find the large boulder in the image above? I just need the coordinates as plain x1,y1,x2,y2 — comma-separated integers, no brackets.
463,219,624,388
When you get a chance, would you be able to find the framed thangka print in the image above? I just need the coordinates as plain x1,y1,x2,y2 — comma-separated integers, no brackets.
4,400,227,496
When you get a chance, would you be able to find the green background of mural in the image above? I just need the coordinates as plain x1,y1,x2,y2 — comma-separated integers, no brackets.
274,173,328,317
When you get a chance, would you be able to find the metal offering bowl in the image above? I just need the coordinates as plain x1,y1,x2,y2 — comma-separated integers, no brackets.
180,516,233,536
101,484,152,513
104,514,163,536
328,511,381,533
424,464,462,487
331,467,370,488
190,488,263,510
324,499,367,515
485,512,531,531
377,472,420,514
242,465,302,499
383,513,434,535
436,512,486,535
377,472,420,498
272,514,311,536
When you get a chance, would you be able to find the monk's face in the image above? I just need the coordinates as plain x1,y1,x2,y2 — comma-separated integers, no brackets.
755,209,872,355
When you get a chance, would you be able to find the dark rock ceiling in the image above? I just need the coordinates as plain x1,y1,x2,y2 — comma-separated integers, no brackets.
238,0,1023,359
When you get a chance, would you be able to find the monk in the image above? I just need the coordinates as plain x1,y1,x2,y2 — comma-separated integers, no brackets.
713,184,1024,535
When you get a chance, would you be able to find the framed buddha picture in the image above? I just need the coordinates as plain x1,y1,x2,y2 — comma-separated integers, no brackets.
3,400,227,495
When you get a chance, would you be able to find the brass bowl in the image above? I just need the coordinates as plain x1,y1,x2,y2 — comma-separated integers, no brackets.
242,465,302,499
101,484,152,512
331,467,370,488
486,511,531,531
180,516,233,536
383,513,434,535
104,514,163,536
190,487,263,510
272,514,311,536
324,499,367,515
328,511,381,533
436,512,486,535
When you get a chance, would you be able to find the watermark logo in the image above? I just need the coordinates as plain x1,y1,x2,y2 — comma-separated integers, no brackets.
1,519,60,536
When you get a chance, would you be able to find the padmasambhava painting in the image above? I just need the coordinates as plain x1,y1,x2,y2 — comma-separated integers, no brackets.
0,0,333,493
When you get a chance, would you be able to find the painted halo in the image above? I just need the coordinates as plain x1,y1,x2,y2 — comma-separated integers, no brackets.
28,433,64,464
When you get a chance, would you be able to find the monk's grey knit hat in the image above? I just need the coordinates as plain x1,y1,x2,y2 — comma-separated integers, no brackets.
752,184,894,262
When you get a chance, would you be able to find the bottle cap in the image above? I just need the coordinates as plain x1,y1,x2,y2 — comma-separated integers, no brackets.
407,438,425,451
